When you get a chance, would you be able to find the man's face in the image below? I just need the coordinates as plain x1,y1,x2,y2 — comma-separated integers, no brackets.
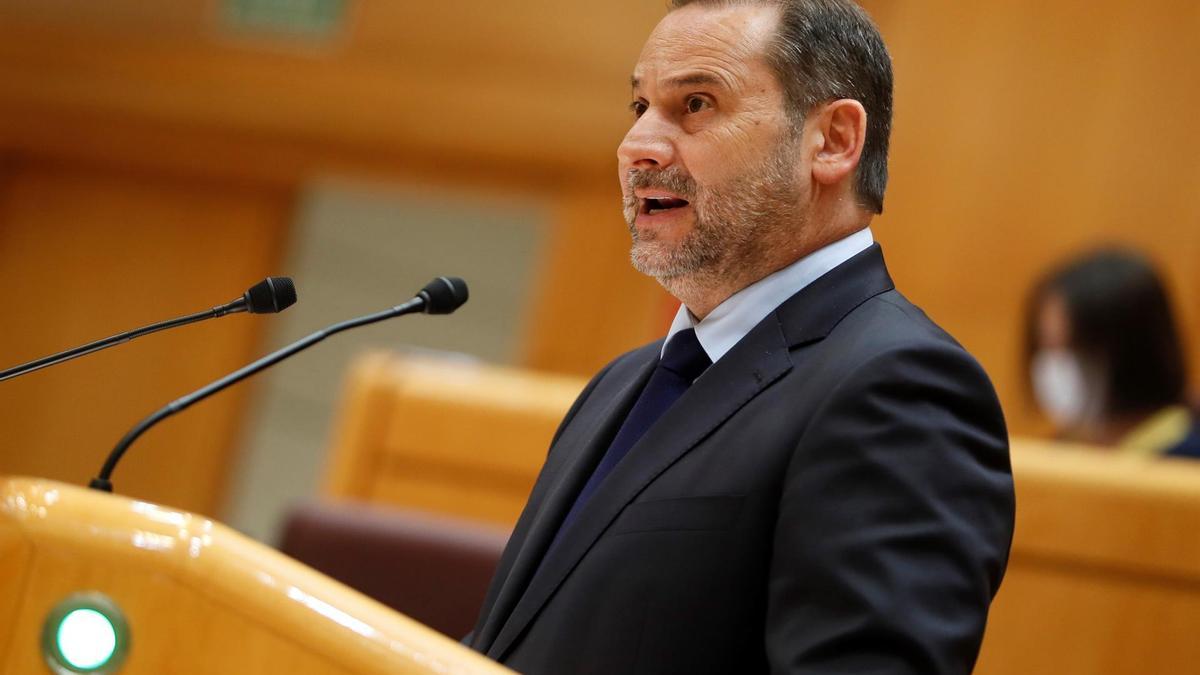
619,3,805,284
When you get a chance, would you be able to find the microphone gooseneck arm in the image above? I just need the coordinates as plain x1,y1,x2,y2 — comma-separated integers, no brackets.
0,276,296,384
88,297,427,493
0,301,245,383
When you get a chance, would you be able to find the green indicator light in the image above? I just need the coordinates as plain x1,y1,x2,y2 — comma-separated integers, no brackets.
57,609,118,670
42,592,130,675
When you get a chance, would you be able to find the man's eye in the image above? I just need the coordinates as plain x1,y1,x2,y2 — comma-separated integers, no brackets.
630,101,648,117
686,96,710,113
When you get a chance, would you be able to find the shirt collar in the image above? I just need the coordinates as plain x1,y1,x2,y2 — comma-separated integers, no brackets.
664,227,874,363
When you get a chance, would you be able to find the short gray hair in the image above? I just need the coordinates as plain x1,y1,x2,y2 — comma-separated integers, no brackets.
668,0,893,213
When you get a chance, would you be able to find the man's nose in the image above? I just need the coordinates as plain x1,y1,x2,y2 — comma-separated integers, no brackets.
618,112,677,170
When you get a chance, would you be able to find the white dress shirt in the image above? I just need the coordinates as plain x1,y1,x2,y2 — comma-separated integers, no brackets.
664,227,875,364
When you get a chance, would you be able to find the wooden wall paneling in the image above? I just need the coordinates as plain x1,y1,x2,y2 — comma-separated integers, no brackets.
0,161,291,516
1,0,1195,435
0,2,660,181
522,188,672,377
0,1,672,381
0,104,602,197
870,0,1200,435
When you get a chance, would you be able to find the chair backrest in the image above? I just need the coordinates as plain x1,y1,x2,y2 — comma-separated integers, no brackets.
323,352,585,525
324,351,1200,675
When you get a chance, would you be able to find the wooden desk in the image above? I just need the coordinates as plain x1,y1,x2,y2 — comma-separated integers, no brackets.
0,476,512,675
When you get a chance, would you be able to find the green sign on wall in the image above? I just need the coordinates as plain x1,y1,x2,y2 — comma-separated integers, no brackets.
223,0,346,38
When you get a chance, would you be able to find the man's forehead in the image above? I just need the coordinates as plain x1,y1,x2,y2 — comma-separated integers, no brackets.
631,3,780,90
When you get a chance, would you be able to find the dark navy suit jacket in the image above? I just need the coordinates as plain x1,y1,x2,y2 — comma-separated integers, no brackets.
1166,415,1200,459
467,245,1016,674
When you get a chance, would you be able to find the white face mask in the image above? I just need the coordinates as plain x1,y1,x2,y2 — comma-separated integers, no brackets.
1031,349,1091,430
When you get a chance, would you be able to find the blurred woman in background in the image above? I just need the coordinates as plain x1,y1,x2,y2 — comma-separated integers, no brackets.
1025,248,1200,458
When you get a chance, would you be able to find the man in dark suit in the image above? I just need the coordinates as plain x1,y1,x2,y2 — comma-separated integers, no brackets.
467,1,1015,673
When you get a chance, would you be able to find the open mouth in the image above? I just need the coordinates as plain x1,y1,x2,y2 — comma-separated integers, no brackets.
640,196,691,216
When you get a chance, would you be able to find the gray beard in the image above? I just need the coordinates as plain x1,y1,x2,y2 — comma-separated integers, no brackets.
623,139,803,287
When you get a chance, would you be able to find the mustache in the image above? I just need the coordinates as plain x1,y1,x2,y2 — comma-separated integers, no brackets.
623,167,698,209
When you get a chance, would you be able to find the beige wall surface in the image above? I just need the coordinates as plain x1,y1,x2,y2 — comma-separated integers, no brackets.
223,179,548,542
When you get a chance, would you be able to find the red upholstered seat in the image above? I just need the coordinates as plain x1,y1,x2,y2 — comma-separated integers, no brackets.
279,500,509,639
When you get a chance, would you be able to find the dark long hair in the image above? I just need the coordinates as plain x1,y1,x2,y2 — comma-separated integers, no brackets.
1024,248,1188,417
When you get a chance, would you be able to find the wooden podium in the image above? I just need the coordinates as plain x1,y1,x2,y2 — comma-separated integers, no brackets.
0,476,513,675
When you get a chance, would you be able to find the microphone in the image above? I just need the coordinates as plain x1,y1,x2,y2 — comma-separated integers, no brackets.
88,276,468,493
0,277,298,383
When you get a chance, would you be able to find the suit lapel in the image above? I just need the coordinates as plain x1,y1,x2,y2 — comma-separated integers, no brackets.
775,244,894,347
488,317,794,660
484,243,896,659
473,348,659,650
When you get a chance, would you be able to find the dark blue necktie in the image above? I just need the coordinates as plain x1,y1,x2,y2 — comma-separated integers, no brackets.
550,327,712,544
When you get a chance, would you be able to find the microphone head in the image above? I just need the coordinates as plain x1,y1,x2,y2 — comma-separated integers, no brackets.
244,277,298,314
418,276,469,315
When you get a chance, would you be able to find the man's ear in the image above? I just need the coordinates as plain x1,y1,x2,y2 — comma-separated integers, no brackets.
810,99,867,187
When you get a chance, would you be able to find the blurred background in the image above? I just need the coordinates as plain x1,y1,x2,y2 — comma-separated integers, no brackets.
0,0,1196,557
